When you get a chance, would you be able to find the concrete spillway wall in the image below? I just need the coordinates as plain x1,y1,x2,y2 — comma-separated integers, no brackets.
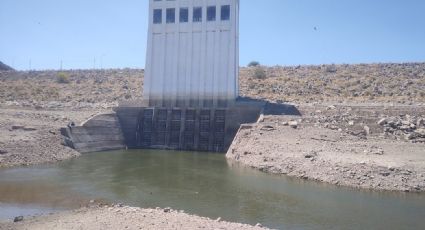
62,101,264,153
61,113,126,153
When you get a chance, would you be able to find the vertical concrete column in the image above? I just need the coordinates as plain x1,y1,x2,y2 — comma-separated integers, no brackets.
194,108,200,149
179,108,186,150
208,109,215,151
165,108,172,147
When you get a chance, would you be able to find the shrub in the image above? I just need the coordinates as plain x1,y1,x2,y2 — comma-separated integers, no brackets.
252,67,266,79
56,72,70,84
248,61,260,67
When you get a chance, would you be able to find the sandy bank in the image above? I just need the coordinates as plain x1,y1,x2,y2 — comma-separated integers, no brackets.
0,206,267,230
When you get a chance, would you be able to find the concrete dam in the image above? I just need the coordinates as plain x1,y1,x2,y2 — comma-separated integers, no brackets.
62,100,264,153
61,0,268,153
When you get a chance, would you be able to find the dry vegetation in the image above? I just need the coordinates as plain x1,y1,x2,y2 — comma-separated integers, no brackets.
0,69,143,109
240,63,425,104
1,63,424,109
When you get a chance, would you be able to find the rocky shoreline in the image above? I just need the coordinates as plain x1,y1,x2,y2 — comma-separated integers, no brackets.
227,105,425,192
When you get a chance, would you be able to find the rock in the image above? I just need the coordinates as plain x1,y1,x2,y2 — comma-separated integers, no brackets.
257,114,265,123
399,125,410,131
326,105,336,110
401,120,411,126
380,171,391,177
216,217,221,222
0,149,7,154
348,120,355,126
260,125,275,131
377,118,387,126
289,121,298,129
372,148,384,155
364,126,370,135
405,133,416,140
13,216,24,222
23,126,37,131
281,121,289,126
11,125,24,130
305,151,318,158
414,128,425,137
255,223,263,228
164,207,171,213
417,118,424,127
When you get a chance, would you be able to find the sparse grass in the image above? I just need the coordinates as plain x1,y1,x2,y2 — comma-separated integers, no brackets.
252,67,266,79
56,72,70,84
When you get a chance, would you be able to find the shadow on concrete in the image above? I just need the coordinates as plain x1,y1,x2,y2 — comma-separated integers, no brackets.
237,97,302,116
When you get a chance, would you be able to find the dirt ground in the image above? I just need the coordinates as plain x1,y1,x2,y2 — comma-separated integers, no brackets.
0,206,267,230
0,107,107,168
227,104,425,192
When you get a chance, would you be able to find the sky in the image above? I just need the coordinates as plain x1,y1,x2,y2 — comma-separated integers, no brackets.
1,0,425,70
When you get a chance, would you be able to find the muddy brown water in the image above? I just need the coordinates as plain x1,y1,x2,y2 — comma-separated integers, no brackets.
0,150,424,230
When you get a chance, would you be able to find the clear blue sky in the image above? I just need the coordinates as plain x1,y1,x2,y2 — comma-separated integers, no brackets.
1,0,425,70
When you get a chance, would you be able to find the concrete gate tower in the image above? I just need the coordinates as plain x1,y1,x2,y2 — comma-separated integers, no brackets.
144,0,240,107
61,0,264,153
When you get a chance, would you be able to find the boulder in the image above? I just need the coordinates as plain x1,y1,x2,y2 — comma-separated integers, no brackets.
11,125,25,130
377,118,387,126
414,128,425,137
364,126,370,135
417,118,424,127
289,121,298,129
304,151,318,158
23,126,37,131
13,216,23,222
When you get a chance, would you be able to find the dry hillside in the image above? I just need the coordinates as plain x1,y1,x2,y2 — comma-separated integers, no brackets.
0,63,424,109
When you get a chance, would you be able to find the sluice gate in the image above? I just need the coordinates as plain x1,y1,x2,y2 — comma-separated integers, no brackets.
114,101,264,153
135,108,227,152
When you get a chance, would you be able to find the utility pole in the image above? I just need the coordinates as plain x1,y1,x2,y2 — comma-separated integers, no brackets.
93,57,96,69
100,54,106,69
29,59,32,71
60,60,63,70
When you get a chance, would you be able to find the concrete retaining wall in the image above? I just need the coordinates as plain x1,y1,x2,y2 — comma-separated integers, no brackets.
61,113,125,153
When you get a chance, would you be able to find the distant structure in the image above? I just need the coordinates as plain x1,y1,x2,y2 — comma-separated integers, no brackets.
143,0,240,108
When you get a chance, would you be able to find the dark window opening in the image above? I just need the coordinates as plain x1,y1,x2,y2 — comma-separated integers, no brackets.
193,7,202,22
180,8,188,23
207,6,216,21
153,9,162,24
166,8,175,23
221,5,230,21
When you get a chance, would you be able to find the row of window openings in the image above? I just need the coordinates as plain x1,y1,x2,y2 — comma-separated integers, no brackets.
153,5,230,24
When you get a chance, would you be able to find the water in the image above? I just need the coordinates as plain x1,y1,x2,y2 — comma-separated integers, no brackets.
0,150,424,230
